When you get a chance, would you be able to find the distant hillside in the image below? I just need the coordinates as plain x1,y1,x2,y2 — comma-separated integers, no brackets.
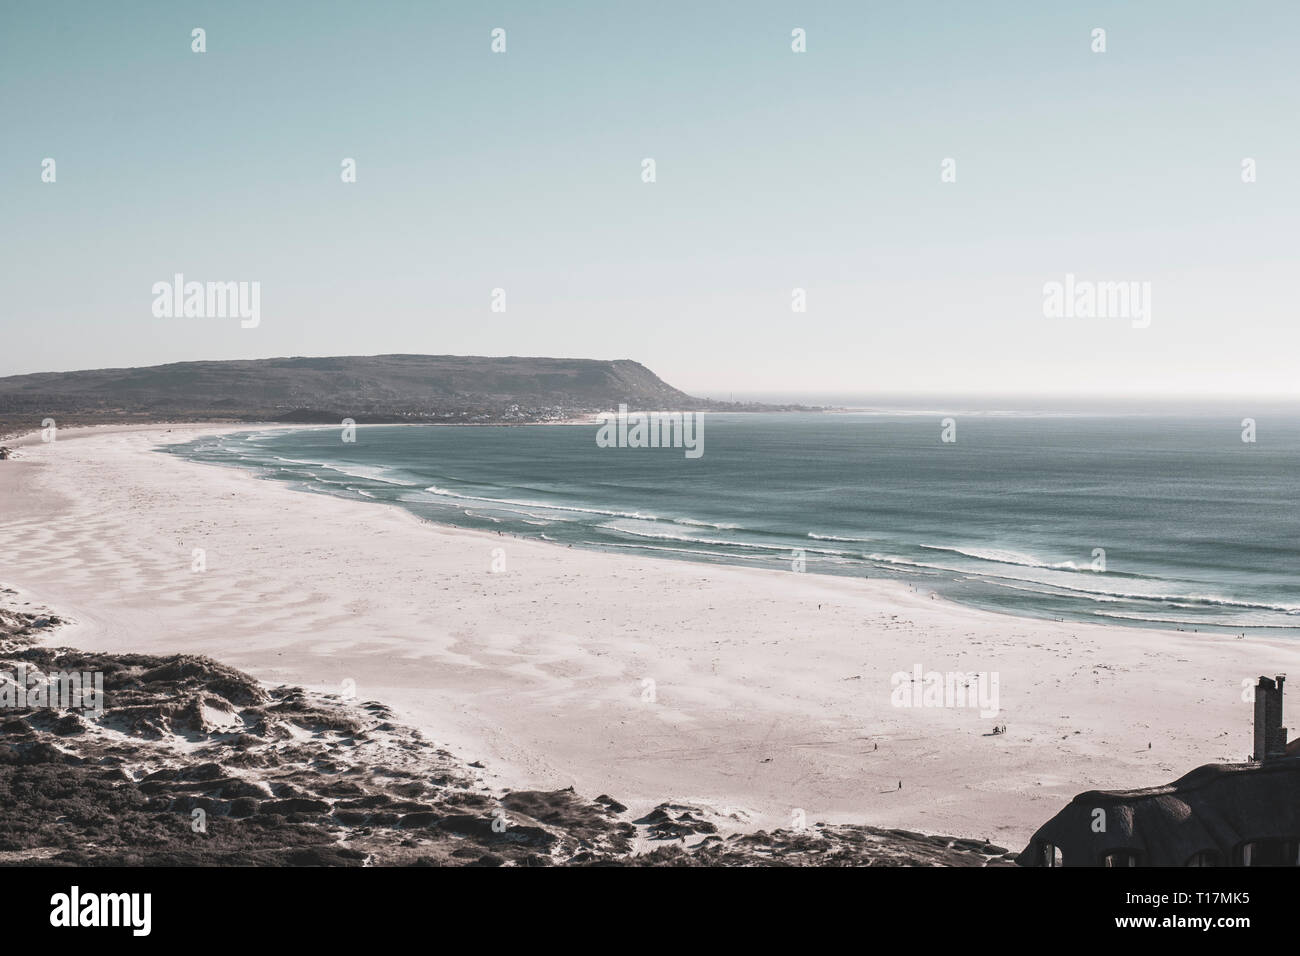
0,354,792,429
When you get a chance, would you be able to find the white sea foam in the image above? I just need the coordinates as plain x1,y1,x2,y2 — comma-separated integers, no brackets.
423,485,662,521
917,543,1081,571
170,423,1300,632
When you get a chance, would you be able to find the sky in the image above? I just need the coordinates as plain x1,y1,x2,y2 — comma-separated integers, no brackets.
2,1,1298,396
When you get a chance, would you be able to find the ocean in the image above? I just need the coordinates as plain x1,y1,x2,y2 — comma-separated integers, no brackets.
166,411,1300,635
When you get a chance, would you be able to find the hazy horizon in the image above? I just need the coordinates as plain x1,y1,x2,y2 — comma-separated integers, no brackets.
8,350,1300,407
7,353,1300,408
4,1,1298,395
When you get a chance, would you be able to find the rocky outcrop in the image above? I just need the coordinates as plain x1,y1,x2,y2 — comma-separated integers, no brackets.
0,599,1010,867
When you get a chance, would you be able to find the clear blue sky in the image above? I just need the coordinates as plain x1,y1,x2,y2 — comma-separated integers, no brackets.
3,1,1297,394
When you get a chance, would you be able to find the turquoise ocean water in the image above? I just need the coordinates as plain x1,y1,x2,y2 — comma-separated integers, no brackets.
167,412,1300,635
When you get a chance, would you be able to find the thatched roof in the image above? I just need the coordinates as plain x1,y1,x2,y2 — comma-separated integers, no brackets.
1018,756,1300,866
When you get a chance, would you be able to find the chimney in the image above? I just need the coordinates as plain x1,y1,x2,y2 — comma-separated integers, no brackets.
1253,675,1287,761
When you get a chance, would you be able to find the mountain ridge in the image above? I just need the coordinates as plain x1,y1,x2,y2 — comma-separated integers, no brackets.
0,354,795,429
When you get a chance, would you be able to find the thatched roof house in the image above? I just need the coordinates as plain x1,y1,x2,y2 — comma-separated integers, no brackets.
1019,675,1299,867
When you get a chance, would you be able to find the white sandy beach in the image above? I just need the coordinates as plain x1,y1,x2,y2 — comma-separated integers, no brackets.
3,424,1297,850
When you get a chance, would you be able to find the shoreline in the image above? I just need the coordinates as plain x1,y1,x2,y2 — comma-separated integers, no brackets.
4,423,1300,848
0,417,608,446
157,422,1299,642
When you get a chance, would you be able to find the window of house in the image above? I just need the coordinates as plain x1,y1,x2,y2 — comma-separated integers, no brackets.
1236,839,1300,866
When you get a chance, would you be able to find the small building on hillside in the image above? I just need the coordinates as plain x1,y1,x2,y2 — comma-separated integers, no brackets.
1019,675,1299,867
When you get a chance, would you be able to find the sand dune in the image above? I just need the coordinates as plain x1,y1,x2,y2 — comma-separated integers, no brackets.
2,424,1298,849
